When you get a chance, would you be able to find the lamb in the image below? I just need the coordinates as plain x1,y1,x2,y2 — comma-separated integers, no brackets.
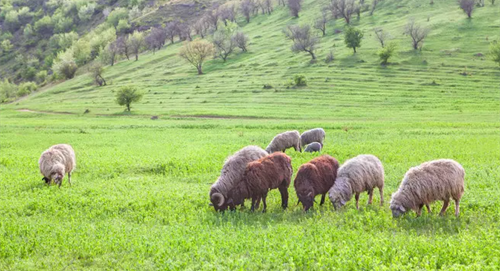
390,159,465,218
226,152,293,212
300,128,326,148
294,155,339,211
265,130,301,153
39,144,76,187
304,142,322,153
210,145,268,211
329,154,384,210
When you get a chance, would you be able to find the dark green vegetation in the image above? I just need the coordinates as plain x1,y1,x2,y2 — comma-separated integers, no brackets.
0,0,499,269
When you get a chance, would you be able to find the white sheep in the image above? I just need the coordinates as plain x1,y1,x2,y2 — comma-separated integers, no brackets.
210,145,268,211
265,130,301,153
390,159,465,218
304,142,322,153
39,144,76,187
300,128,325,148
329,154,384,209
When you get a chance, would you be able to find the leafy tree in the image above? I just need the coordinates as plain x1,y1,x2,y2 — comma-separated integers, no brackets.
344,26,363,53
490,42,500,66
53,49,78,79
178,39,215,75
115,86,143,111
78,3,96,22
284,24,319,59
34,16,55,37
1,40,13,53
378,42,397,65
107,8,129,29
128,31,146,61
213,25,237,62
116,19,131,35
129,5,142,20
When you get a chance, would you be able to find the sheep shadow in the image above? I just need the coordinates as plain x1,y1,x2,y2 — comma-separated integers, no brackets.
394,213,465,236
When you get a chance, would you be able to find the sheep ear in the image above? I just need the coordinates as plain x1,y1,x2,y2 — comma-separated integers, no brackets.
340,200,346,205
307,192,313,197
209,203,214,207
399,206,406,212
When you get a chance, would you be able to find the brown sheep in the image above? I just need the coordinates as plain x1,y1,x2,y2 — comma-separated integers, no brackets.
294,155,339,211
227,152,293,212
390,159,465,218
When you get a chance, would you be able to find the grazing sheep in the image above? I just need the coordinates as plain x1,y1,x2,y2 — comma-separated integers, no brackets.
329,154,384,209
304,142,322,153
227,152,293,212
265,130,301,153
210,145,268,211
390,159,465,218
294,155,339,211
300,128,326,148
39,144,76,187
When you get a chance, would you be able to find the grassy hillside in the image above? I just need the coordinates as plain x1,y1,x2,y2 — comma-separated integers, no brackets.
0,0,500,269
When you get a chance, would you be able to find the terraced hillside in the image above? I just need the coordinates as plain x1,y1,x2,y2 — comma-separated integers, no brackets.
8,0,500,121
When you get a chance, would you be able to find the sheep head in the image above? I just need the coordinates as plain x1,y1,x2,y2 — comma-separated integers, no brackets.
390,200,407,218
297,190,315,211
210,192,227,212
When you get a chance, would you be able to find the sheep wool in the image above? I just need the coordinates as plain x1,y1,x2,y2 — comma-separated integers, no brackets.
294,155,339,211
304,142,322,153
210,145,268,211
39,144,76,187
390,159,465,218
227,152,292,212
329,154,384,209
300,128,326,148
265,130,301,153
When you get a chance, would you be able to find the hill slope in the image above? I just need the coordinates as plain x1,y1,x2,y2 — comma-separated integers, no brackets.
4,0,500,122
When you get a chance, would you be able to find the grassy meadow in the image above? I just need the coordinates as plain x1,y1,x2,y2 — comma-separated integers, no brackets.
1,0,500,269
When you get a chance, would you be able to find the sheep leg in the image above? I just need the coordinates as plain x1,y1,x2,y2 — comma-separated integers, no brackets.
417,204,423,217
379,187,384,206
262,193,268,213
426,204,431,213
454,199,460,217
251,197,258,212
355,193,360,209
368,189,373,205
278,184,288,209
68,172,72,186
320,193,326,205
254,196,261,210
439,199,450,216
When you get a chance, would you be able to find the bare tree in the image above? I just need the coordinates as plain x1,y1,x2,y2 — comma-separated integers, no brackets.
165,21,180,44
264,0,273,14
219,5,236,26
145,27,167,54
459,0,475,18
329,0,357,24
490,0,495,5
374,28,391,48
370,0,379,15
115,36,130,60
179,39,215,75
284,25,320,59
213,30,236,62
314,9,329,36
180,23,192,41
279,0,286,7
206,8,220,31
90,62,106,86
108,40,120,66
288,0,303,17
405,19,430,50
194,16,210,38
232,32,249,52
240,0,256,23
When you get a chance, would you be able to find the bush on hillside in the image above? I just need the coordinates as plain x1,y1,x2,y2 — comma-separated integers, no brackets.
115,86,143,112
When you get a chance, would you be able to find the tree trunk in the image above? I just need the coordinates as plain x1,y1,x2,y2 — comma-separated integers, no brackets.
309,51,316,59
126,104,130,111
135,53,138,61
322,29,326,36
197,65,203,75
353,47,356,53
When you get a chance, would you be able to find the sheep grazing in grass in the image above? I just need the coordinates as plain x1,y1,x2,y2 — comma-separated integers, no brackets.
227,152,293,212
304,142,322,153
300,128,326,148
294,155,339,211
210,145,268,211
265,130,301,153
329,154,384,210
39,144,76,187
390,159,465,218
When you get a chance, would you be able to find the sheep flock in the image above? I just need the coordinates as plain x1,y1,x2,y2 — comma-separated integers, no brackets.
38,128,466,218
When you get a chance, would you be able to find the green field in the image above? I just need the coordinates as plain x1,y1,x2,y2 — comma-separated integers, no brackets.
1,0,500,269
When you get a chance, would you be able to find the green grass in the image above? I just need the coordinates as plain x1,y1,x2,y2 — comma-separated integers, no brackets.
1,0,500,269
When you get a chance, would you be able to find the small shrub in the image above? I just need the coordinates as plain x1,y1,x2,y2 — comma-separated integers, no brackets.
17,82,38,97
325,50,334,63
378,42,397,65
115,86,143,112
293,74,307,86
263,84,273,89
